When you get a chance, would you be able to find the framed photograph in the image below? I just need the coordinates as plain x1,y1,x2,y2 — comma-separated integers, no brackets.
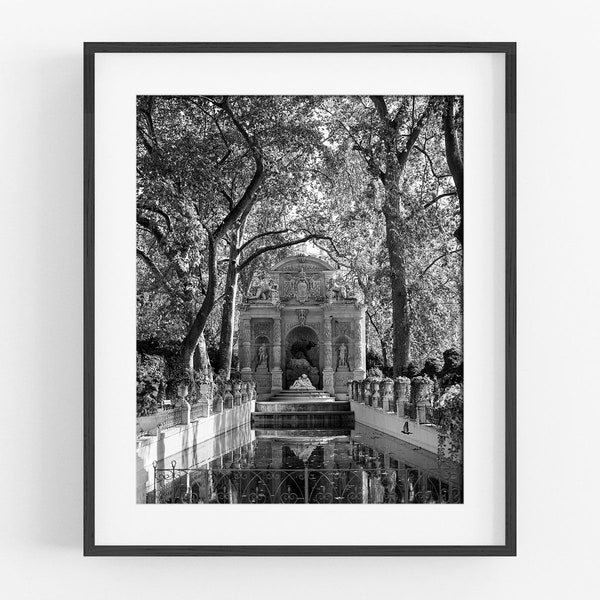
84,42,516,556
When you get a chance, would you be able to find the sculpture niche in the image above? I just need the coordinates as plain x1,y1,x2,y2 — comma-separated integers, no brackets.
286,337,319,389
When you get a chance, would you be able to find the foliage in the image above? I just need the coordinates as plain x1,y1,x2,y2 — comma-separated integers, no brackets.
402,362,421,378
366,367,384,379
437,384,464,464
440,347,463,390
366,348,384,370
136,354,166,416
136,95,463,390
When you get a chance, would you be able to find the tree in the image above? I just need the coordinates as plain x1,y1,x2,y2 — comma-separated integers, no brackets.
137,94,463,386
316,96,462,372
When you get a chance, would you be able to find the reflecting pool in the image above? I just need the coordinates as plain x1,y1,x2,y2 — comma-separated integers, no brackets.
151,423,462,504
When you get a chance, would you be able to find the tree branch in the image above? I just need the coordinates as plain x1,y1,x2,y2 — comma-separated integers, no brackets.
238,228,290,254
414,145,452,179
137,215,165,243
369,95,390,123
424,192,457,210
237,234,330,272
417,248,462,281
397,97,438,170
213,97,265,239
138,205,172,231
136,249,174,294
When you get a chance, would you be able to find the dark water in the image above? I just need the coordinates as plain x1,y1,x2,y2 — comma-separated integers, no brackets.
151,423,462,504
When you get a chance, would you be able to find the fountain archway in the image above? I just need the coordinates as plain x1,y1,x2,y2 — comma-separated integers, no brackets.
284,326,320,389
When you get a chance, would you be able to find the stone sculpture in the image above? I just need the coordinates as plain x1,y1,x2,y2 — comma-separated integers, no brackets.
256,343,269,370
251,277,276,301
327,277,347,301
337,343,348,368
290,374,316,390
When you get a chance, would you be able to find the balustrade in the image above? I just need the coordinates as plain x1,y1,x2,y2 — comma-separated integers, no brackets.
345,376,446,428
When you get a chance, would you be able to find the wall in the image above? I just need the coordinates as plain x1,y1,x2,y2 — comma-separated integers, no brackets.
136,402,255,500
351,401,439,453
1,1,599,599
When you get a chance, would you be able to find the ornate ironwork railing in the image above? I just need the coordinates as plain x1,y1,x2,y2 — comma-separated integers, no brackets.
150,461,462,505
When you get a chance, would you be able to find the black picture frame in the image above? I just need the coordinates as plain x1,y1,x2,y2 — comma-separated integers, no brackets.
84,42,516,557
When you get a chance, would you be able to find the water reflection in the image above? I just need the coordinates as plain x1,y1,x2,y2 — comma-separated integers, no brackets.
151,423,462,504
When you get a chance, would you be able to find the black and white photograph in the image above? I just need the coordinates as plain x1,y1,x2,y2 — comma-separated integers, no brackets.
135,94,464,505
7,0,600,593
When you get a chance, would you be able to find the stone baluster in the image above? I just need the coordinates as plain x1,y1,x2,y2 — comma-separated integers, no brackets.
411,376,433,405
241,381,249,404
411,376,433,424
362,378,372,406
249,380,257,403
180,400,191,425
197,382,212,417
381,378,394,412
233,381,242,406
371,378,382,409
213,383,224,413
223,382,234,409
394,376,411,417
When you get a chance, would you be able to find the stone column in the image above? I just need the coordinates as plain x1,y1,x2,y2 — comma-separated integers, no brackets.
271,316,283,391
322,316,334,394
239,317,252,379
352,313,366,381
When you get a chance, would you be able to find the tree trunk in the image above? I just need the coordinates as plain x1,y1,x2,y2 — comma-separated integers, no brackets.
181,235,218,370
192,332,212,379
366,97,436,375
443,96,464,245
216,236,240,378
383,196,411,375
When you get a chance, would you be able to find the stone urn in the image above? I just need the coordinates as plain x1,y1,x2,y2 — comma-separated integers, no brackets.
223,382,234,409
381,377,394,412
175,381,189,408
232,381,242,406
362,378,372,406
411,376,433,405
370,378,382,409
394,376,411,416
